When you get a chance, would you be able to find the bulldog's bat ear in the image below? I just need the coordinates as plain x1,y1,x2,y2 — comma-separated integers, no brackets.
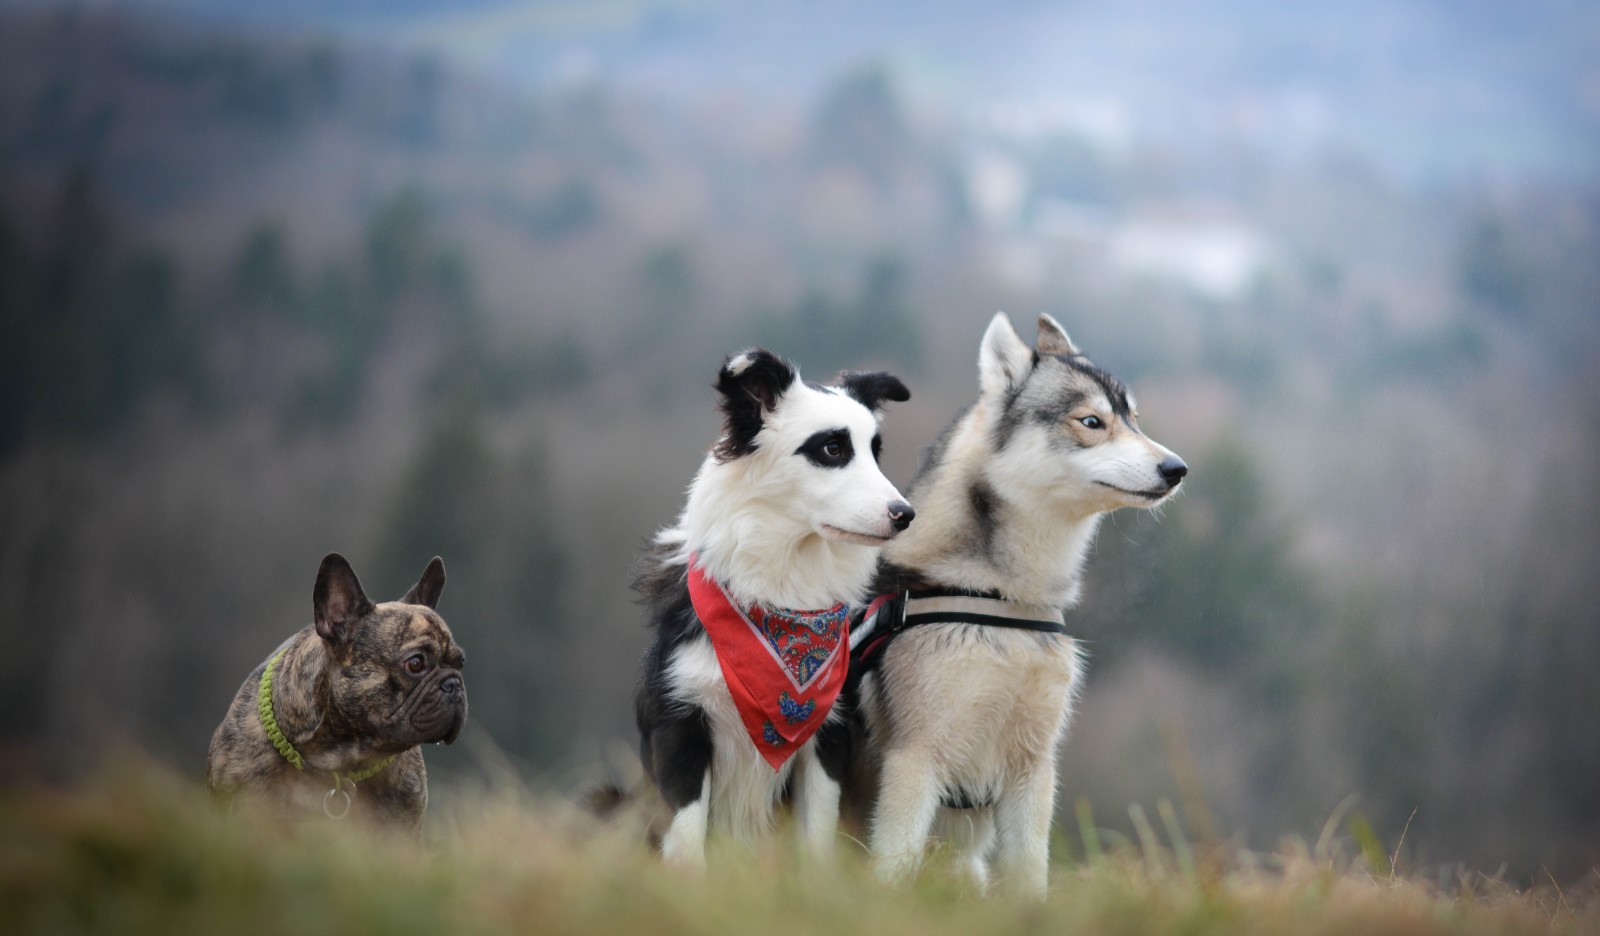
401,556,446,609
1035,313,1081,357
978,312,1034,397
837,371,911,413
713,348,797,460
313,553,374,647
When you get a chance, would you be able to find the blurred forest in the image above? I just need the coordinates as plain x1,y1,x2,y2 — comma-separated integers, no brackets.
0,1,1596,885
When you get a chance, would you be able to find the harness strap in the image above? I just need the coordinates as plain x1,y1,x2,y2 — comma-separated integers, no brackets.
851,587,1069,670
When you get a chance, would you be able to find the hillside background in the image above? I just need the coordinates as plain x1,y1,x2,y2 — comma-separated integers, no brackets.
0,0,1596,884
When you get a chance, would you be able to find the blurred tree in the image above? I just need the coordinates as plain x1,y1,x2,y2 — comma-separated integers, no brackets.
231,221,297,312
395,54,443,146
366,187,436,306
810,64,911,188
1030,134,1117,207
1457,216,1532,317
527,177,602,241
376,401,572,766
756,254,922,374
853,255,922,368
1084,438,1319,683
0,172,211,452
621,242,703,407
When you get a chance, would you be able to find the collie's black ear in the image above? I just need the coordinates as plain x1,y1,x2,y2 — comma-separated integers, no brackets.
314,553,374,647
713,348,797,460
401,556,446,609
837,371,911,412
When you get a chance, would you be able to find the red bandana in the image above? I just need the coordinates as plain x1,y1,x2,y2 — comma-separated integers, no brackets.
686,557,850,770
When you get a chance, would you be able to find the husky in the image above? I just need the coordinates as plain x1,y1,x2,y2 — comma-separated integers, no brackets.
633,348,915,867
838,313,1187,895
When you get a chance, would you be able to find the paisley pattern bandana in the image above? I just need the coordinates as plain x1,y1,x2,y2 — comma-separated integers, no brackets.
686,556,850,770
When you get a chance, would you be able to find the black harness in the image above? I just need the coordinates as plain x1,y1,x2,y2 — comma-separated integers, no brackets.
848,586,1071,674
846,586,1072,810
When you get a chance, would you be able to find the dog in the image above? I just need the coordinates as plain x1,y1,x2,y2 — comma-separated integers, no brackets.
633,348,914,867
206,553,467,834
836,313,1187,895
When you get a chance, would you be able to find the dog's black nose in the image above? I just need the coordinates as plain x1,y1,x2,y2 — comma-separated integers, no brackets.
440,674,463,696
1158,457,1189,486
888,500,916,531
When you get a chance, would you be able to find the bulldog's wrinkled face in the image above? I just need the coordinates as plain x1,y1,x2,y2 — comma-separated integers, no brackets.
314,555,468,749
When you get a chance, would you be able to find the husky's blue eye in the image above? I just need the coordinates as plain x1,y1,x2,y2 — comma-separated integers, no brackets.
1079,415,1105,430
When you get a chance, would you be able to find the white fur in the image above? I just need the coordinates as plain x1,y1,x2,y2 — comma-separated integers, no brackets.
655,364,908,864
862,313,1183,896
671,380,907,610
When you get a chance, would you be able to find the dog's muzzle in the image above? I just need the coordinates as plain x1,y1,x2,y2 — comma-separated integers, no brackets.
411,670,468,745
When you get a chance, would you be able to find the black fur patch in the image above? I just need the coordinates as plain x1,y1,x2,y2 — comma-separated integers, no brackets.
1056,355,1134,419
813,718,852,784
712,349,796,462
969,480,998,563
633,545,714,810
991,382,1033,450
837,371,911,412
796,428,854,468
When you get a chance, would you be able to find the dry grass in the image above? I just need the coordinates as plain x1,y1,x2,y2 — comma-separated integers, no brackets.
1,761,1593,936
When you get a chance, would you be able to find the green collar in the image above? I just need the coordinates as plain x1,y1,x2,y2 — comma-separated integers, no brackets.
258,649,396,787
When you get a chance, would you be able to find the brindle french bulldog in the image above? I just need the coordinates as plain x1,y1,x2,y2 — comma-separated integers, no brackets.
206,553,467,833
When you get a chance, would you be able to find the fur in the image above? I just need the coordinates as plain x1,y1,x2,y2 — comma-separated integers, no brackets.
844,313,1187,895
206,555,467,834
633,349,913,867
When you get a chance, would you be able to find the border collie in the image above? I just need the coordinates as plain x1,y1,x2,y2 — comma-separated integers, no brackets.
633,349,914,867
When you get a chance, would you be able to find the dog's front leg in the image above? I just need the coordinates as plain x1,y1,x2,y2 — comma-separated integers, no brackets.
870,746,941,883
660,770,711,869
792,744,841,859
993,762,1057,897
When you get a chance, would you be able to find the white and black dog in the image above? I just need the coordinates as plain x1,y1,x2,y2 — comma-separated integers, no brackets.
633,349,914,867
836,313,1187,895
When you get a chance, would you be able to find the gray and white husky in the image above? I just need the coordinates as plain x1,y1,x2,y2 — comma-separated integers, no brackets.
836,313,1187,895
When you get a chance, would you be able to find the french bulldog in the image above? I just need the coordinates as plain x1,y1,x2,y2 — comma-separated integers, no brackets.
206,553,467,833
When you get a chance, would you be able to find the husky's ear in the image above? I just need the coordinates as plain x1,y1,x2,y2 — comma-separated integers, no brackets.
837,371,911,413
1035,313,1081,357
714,348,797,460
979,313,1034,397
401,556,446,609
313,553,374,648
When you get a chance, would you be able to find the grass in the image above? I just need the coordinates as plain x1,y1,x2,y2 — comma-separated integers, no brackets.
1,761,1593,936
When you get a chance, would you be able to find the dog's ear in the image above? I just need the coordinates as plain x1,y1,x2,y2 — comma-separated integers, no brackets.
401,556,446,609
837,371,911,413
313,553,375,647
1035,313,1081,357
978,313,1034,397
713,348,797,460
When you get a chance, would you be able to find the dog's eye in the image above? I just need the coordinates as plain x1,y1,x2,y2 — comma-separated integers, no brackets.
405,654,427,675
1079,416,1105,430
797,429,852,468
